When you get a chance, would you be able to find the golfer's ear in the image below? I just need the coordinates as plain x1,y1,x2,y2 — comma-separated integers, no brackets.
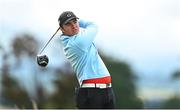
60,27,64,32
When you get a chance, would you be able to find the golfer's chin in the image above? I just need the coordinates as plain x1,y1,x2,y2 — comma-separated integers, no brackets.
74,31,79,35
70,30,79,36
64,29,79,36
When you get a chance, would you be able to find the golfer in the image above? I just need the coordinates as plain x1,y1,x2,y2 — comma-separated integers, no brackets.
58,11,116,109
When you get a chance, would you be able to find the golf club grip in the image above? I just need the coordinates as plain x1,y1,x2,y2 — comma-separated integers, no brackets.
39,27,60,54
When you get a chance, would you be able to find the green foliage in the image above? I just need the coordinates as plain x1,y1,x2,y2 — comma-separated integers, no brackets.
1,34,41,109
1,44,32,108
101,55,143,108
162,96,180,109
43,71,78,109
1,68,32,108
11,33,38,58
163,69,180,109
172,70,180,80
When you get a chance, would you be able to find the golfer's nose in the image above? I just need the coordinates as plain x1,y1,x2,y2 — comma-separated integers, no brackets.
71,22,77,28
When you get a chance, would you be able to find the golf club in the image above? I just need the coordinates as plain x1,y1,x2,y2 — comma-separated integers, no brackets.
37,27,60,67
39,27,60,54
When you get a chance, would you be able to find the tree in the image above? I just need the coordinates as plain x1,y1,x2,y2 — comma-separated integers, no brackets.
1,33,41,108
162,69,180,108
162,96,180,109
101,54,143,108
1,47,31,108
172,70,180,80
11,33,38,58
42,66,78,109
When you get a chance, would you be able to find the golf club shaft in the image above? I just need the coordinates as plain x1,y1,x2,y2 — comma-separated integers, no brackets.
39,27,60,54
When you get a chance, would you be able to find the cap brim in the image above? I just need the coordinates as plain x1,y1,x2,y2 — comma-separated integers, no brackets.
63,17,79,25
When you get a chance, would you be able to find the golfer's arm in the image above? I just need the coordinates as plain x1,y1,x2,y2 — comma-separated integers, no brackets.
76,19,98,49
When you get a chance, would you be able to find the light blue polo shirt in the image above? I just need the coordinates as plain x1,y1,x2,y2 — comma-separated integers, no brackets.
60,19,110,85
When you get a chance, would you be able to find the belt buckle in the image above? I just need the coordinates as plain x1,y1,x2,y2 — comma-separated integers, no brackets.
101,84,107,89
96,84,107,89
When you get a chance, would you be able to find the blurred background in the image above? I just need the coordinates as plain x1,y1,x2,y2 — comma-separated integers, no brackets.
0,0,180,109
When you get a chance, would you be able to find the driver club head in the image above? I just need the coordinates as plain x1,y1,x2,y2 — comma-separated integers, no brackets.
37,54,49,67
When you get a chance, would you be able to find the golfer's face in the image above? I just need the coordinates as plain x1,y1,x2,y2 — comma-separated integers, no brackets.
61,19,79,36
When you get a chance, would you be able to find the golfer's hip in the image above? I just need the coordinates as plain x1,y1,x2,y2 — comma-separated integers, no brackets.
81,76,112,89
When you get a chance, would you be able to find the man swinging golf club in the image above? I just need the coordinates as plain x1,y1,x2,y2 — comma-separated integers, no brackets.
58,11,116,109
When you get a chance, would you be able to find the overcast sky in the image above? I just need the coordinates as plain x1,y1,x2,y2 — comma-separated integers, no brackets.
0,0,180,100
